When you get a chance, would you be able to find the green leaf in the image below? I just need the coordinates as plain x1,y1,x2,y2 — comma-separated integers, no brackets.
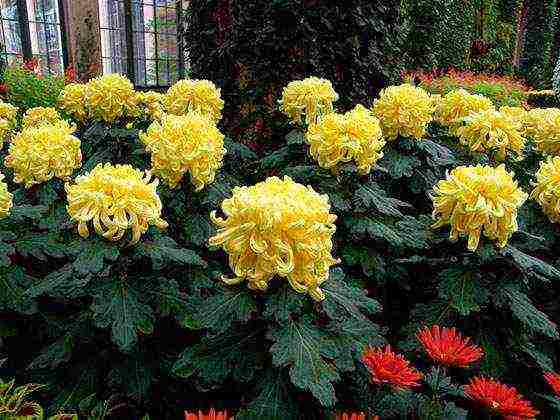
268,315,339,407
0,266,37,314
28,335,73,370
520,342,554,371
173,325,262,386
0,231,16,267
501,286,559,339
68,238,120,275
14,233,67,261
9,204,48,221
379,149,421,178
108,355,152,402
225,139,258,161
149,278,195,328
196,285,257,333
437,269,489,316
183,213,214,247
353,182,412,217
503,245,560,281
285,128,306,145
135,234,206,269
26,265,90,299
345,215,430,249
92,282,154,352
423,366,464,397
322,268,381,322
236,371,298,420
416,139,455,166
263,283,305,322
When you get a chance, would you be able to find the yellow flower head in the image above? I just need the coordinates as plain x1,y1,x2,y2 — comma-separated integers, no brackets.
306,104,385,175
456,109,525,160
279,77,339,125
136,91,165,120
434,89,494,132
4,123,82,187
85,74,138,123
209,176,338,301
59,83,88,122
21,106,63,129
140,113,226,190
0,101,19,148
65,163,168,244
431,164,527,251
0,172,13,219
372,83,434,140
530,156,560,223
164,79,224,123
499,105,528,124
524,108,560,155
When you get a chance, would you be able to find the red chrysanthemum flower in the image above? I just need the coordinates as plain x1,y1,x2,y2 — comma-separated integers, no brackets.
362,346,423,389
464,377,538,419
544,371,560,396
184,409,230,420
417,325,484,368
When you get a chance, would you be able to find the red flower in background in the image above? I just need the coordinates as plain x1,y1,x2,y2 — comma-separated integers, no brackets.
23,58,39,73
464,377,538,419
362,346,423,389
65,66,78,84
184,408,230,420
544,372,560,396
0,83,7,95
417,325,484,368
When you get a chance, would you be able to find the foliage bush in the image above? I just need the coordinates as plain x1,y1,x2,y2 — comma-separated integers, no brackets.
2,61,67,112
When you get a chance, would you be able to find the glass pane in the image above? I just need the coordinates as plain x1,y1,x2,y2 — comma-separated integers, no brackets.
98,0,127,75
2,19,22,54
0,0,19,19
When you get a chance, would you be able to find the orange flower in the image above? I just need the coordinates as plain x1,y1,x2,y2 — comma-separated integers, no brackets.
184,409,230,420
362,346,423,389
464,377,538,419
544,372,560,396
417,325,483,368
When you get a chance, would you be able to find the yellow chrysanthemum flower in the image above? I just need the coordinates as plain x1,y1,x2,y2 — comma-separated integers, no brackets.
85,74,138,123
306,104,385,174
0,101,18,148
209,176,338,301
456,109,525,160
65,163,168,244
279,77,339,126
499,106,528,124
21,106,63,129
4,123,82,187
0,172,13,219
59,83,88,122
164,79,224,123
372,83,434,140
524,108,560,155
530,156,560,223
136,91,165,120
434,89,494,133
139,113,226,190
431,164,527,251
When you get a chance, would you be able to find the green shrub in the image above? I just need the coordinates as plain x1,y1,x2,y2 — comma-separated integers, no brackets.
3,63,65,111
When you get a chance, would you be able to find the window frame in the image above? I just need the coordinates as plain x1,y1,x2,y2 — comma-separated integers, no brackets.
0,0,69,74
103,0,185,89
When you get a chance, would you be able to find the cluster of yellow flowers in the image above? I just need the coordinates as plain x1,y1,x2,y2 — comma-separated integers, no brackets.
431,164,527,251
456,109,525,160
523,108,560,155
136,91,165,121
531,157,560,223
85,74,139,123
164,79,224,123
209,176,338,301
4,123,82,187
58,83,88,122
498,105,528,125
21,106,63,129
372,84,434,141
140,113,226,190
0,100,18,148
279,77,339,126
0,173,13,219
434,89,494,133
306,104,385,175
65,163,168,244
